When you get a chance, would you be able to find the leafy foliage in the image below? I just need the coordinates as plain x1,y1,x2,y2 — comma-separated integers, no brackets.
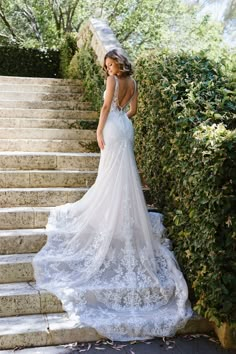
59,32,78,78
0,0,231,58
67,42,105,110
0,46,60,77
0,0,85,48
134,51,236,323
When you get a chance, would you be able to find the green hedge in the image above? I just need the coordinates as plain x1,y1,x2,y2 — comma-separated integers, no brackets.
0,46,60,77
59,33,78,78
134,51,236,324
67,43,105,110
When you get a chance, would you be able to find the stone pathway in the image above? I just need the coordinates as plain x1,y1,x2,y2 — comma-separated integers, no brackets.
1,335,236,354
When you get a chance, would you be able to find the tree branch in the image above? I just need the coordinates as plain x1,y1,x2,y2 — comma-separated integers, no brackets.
0,3,17,39
107,0,123,22
20,4,43,42
48,0,61,34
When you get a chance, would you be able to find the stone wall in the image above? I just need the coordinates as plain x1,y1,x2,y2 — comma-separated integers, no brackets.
77,18,129,67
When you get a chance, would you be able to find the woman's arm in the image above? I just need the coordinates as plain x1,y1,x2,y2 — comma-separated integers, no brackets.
97,76,115,150
127,83,138,119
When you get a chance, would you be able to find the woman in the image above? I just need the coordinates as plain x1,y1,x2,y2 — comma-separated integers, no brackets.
33,49,192,341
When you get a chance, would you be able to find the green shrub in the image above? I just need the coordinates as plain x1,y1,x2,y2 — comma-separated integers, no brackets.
67,44,104,110
0,46,60,77
59,33,78,78
134,50,236,324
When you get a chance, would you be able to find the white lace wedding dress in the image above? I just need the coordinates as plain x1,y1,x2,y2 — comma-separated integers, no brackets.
33,76,192,341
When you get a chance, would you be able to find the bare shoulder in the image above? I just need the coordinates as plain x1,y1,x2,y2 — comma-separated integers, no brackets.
106,75,116,85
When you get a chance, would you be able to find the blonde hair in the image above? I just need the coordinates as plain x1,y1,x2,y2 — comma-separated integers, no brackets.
103,49,133,77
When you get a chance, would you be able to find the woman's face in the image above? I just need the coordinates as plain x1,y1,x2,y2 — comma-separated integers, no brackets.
105,57,120,76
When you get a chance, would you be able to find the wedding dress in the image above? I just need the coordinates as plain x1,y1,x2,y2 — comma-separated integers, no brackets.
33,75,192,341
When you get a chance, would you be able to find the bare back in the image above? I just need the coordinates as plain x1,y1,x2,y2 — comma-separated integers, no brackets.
116,76,136,110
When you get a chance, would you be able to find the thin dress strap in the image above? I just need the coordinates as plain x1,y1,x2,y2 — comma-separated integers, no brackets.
113,76,119,107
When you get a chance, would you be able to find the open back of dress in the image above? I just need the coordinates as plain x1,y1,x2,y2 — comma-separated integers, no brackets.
33,75,192,341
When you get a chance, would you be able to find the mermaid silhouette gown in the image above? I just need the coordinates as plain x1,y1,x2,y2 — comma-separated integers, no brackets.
33,75,192,341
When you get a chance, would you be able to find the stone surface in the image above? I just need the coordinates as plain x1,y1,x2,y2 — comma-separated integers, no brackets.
0,127,96,140
0,75,102,349
0,76,82,85
0,187,87,207
0,207,38,229
0,170,97,188
0,314,49,349
0,108,97,119
0,100,91,110
0,336,235,354
0,118,98,129
0,282,62,316
0,346,73,354
0,152,100,171
78,19,128,66
213,322,236,349
178,313,213,334
0,139,99,153
0,310,217,351
0,253,34,283
0,313,101,349
0,83,82,93
0,229,46,254
0,92,84,102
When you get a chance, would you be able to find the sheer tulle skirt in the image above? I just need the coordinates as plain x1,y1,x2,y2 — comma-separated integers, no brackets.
33,109,192,341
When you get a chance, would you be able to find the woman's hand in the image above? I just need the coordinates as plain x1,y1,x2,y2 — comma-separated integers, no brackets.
97,130,105,150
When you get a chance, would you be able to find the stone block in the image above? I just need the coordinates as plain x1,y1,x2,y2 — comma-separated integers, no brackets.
0,100,91,110
213,322,236,349
0,207,35,230
0,128,96,141
0,254,34,283
0,108,97,119
0,139,98,153
0,187,87,207
0,229,46,254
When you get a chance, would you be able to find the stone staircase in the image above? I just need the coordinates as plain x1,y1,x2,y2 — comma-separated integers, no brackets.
0,76,101,350
0,75,213,351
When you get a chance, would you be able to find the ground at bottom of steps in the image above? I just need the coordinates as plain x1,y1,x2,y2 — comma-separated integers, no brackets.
0,335,235,354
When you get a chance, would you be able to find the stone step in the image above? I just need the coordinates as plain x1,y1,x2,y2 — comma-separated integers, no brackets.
0,76,82,85
0,253,34,283
0,108,97,119
0,229,46,254
0,118,98,129
0,139,99,152
0,83,82,93
0,185,150,229
0,170,97,188
0,152,100,171
0,186,149,208
0,281,217,336
0,92,84,102
0,100,91,110
0,282,62,317
0,312,212,350
0,128,96,141
0,206,51,230
0,345,74,354
0,313,100,350
0,187,88,207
